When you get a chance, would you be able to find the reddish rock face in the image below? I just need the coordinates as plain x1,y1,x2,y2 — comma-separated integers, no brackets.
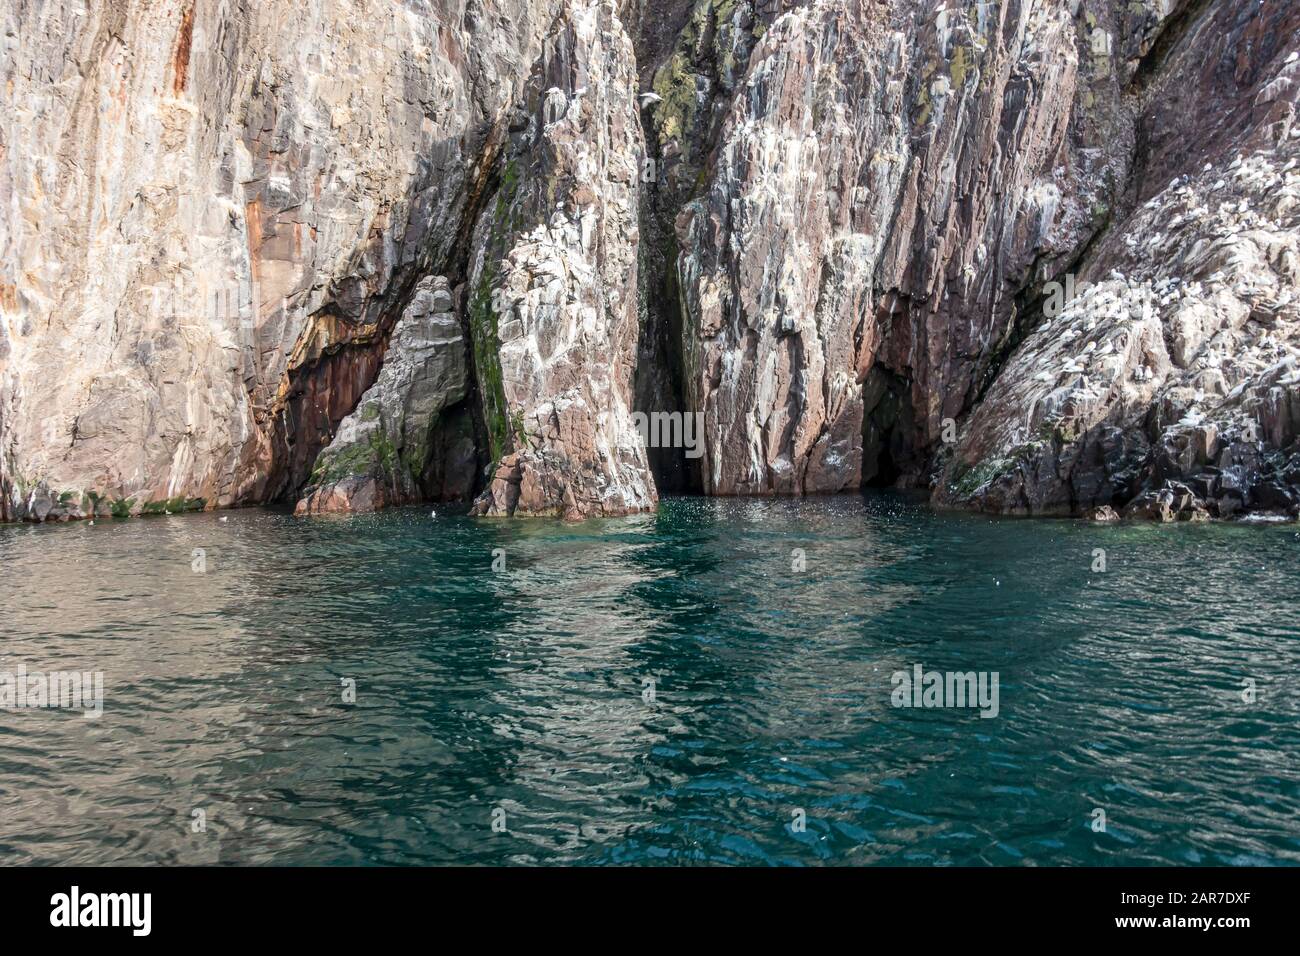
293,276,475,515
671,0,1100,496
0,0,566,521
295,476,388,517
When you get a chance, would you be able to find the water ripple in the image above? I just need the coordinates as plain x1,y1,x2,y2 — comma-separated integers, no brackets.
0,494,1297,865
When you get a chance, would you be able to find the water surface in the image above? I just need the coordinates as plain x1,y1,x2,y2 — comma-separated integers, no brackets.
1,495,1297,865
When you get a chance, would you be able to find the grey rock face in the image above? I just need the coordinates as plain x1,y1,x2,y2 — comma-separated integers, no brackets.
1,0,562,520
669,0,1126,495
3,0,1298,524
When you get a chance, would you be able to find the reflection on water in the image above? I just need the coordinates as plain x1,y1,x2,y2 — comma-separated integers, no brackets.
1,495,1297,865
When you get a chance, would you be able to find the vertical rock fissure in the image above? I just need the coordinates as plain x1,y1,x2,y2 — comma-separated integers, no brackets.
632,95,703,495
628,0,767,497
861,365,920,489
1124,0,1216,95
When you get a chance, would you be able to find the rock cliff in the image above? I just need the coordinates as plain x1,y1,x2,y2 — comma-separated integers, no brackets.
933,0,1300,520
2,0,1297,522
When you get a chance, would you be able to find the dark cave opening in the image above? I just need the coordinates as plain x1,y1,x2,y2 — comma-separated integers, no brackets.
866,432,903,488
633,266,704,496
861,365,918,489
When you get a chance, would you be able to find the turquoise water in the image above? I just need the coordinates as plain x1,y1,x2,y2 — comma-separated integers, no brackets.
0,494,1297,866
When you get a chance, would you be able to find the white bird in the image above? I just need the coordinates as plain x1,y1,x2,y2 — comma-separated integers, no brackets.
430,510,437,518
639,92,663,108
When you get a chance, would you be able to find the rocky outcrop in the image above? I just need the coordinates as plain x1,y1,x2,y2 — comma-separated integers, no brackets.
294,276,474,515
467,0,657,519
935,0,1300,520
3,0,1298,524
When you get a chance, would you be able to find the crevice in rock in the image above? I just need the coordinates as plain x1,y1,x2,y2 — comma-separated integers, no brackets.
269,133,508,507
633,223,703,495
974,210,1116,410
415,394,481,503
632,86,704,494
626,0,764,497
629,0,702,495
861,365,921,489
445,135,512,501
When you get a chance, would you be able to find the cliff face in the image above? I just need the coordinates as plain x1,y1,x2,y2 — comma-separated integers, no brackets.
0,0,563,520
2,0,1298,522
673,0,1102,495
933,0,1300,520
